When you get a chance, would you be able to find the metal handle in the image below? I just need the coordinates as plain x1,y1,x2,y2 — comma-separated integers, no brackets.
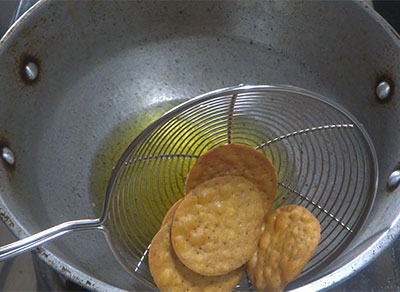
0,218,101,262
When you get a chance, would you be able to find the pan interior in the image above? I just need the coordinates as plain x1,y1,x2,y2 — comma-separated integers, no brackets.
105,85,378,289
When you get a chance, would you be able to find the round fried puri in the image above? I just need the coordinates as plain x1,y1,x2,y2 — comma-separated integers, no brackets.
185,143,277,210
149,203,243,292
247,205,321,291
171,176,265,276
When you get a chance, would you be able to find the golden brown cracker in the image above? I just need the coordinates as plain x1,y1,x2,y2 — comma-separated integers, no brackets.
161,199,182,227
185,143,277,210
149,207,243,292
247,205,321,291
171,176,265,276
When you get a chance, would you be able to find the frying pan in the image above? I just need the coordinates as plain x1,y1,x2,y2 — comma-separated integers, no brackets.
0,0,399,291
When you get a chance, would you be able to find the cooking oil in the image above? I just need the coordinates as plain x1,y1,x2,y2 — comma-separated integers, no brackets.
89,100,183,217
90,99,218,255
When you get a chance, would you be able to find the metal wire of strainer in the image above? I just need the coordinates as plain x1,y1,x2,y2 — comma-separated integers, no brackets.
0,85,378,290
104,85,378,289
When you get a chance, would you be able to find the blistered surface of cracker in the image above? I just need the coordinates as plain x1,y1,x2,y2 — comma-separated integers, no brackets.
247,205,321,291
185,143,277,210
161,199,183,227
171,176,265,276
149,208,243,292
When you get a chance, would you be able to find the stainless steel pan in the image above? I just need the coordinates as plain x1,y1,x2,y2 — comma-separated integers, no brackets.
0,0,400,291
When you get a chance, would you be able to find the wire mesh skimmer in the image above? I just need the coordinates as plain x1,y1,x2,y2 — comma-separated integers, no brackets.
0,85,378,290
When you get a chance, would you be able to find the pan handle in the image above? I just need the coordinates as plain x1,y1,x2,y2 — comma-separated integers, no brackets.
0,218,101,262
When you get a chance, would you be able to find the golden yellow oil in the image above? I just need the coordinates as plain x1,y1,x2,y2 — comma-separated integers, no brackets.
89,100,183,217
89,100,214,253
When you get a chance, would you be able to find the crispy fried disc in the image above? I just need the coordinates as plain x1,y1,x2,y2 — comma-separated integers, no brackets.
247,205,321,291
171,176,265,276
185,143,277,210
149,203,243,292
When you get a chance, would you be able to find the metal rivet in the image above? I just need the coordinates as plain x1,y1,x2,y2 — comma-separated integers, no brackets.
1,147,15,166
388,170,400,191
376,81,391,101
24,62,39,81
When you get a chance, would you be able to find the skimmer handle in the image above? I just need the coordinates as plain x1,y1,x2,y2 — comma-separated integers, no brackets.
0,218,101,262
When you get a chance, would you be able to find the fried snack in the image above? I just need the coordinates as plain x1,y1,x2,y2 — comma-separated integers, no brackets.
171,176,265,276
185,143,277,210
161,199,182,227
247,205,321,291
149,206,243,292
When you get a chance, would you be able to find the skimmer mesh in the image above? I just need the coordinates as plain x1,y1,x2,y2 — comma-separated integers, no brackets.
104,85,378,289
